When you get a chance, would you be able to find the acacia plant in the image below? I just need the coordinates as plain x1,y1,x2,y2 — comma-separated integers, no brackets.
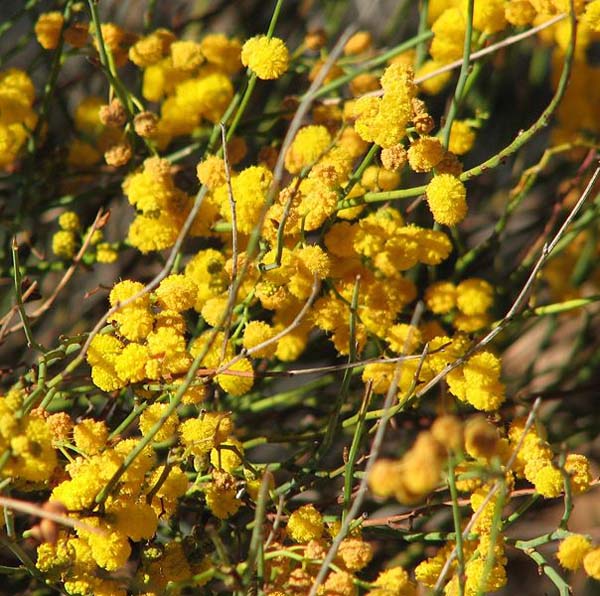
0,0,599,594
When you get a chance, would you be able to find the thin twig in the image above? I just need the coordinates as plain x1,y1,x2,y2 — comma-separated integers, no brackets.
0,496,103,536
215,274,321,374
219,123,239,361
309,302,424,595
433,397,543,591
5,209,108,338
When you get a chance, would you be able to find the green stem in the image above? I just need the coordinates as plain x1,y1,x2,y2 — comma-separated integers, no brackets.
415,0,430,68
11,240,45,353
476,484,506,596
447,455,465,596
310,31,433,101
441,0,475,148
342,386,370,519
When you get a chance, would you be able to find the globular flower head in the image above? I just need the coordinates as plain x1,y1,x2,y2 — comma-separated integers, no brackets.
425,174,467,226
557,534,593,571
241,35,289,80
287,504,324,543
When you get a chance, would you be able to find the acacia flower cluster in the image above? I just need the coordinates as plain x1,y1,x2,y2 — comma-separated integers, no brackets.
0,1,599,595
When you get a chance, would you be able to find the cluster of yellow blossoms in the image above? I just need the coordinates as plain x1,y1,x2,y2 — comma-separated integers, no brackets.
370,413,592,594
0,1,597,595
0,69,37,169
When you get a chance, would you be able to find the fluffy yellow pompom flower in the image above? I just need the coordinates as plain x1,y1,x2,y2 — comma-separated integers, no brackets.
533,464,563,498
416,59,452,95
58,211,80,231
505,1,537,26
242,321,277,358
204,471,241,518
109,280,154,341
179,412,233,457
425,281,457,314
241,35,289,80
287,504,324,543
284,125,331,174
337,538,374,572
407,136,445,172
353,63,416,148
96,242,118,263
343,31,372,55
456,278,493,315
196,155,226,190
155,274,198,311
430,8,466,64
35,12,64,50
212,165,273,234
170,40,204,71
139,403,179,443
216,357,254,396
582,0,600,32
449,120,476,155
73,419,108,456
210,437,243,472
425,174,467,226
86,334,126,392
557,534,593,570
564,453,592,494
52,230,76,259
371,566,415,595
584,548,600,580
200,34,243,74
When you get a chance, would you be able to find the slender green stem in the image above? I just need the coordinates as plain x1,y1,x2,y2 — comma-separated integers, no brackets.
476,484,506,596
415,0,430,68
310,31,433,101
11,240,44,352
441,0,475,148
343,385,370,519
513,546,570,595
266,0,285,38
243,471,272,587
316,276,360,461
340,143,378,200
225,74,257,143
447,455,465,596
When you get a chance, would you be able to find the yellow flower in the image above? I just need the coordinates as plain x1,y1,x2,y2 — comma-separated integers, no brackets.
216,357,254,396
584,547,600,580
425,174,467,226
241,35,289,80
155,274,198,311
456,278,493,315
52,230,76,259
242,321,277,358
449,120,476,155
343,31,372,55
58,211,80,231
35,12,64,50
73,419,108,456
407,136,445,173
139,403,178,442
170,40,204,71
287,504,324,543
284,125,332,174
179,412,233,456
425,281,457,314
557,534,593,570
